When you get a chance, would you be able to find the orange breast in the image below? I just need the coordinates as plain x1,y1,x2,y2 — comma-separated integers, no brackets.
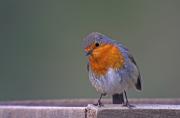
89,44,125,77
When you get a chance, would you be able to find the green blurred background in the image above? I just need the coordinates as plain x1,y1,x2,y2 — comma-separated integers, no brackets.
1,0,180,101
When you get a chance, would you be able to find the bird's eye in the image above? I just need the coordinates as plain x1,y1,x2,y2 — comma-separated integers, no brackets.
95,42,100,47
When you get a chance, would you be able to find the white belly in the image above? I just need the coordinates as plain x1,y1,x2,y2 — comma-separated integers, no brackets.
89,68,132,95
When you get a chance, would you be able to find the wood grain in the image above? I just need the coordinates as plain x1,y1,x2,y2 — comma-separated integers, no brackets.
0,106,85,118
87,104,180,118
0,99,180,118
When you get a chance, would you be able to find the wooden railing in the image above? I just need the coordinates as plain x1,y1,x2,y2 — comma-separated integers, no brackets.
0,99,180,118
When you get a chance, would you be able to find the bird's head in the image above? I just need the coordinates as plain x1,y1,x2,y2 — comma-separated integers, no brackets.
83,32,125,76
83,32,111,56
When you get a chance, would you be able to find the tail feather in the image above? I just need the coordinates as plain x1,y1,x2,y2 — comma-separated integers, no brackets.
112,93,124,104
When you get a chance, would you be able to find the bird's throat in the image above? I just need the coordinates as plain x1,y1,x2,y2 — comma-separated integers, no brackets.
89,44,125,77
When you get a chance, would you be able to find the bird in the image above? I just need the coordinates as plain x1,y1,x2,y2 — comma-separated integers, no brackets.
83,32,142,107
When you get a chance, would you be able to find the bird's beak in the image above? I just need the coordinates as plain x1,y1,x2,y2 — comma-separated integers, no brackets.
85,48,93,56
85,50,92,56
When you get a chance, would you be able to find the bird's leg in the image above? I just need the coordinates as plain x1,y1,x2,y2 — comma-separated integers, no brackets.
97,94,103,107
124,91,129,106
94,93,106,107
123,91,134,108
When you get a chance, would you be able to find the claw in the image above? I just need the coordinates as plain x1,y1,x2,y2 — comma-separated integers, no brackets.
94,100,103,107
93,93,106,107
123,102,135,108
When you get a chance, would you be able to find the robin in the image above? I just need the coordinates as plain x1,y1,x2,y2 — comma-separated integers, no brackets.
83,32,142,107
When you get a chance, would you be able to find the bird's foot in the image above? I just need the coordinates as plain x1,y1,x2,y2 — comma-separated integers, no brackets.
123,102,135,108
94,100,103,107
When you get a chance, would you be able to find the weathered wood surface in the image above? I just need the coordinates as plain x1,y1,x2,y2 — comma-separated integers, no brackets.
0,106,85,118
87,104,180,118
0,99,180,118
